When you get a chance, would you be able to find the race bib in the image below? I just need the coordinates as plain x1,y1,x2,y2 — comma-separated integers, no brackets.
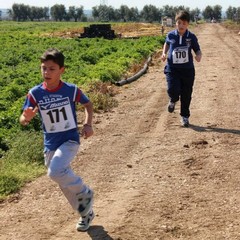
172,47,189,64
39,97,76,133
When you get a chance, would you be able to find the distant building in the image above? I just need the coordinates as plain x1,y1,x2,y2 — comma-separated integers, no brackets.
162,17,173,27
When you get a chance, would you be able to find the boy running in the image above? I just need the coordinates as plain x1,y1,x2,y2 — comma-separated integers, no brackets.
161,10,202,127
20,48,94,231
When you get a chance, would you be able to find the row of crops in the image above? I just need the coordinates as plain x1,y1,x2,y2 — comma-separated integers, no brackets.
0,21,165,198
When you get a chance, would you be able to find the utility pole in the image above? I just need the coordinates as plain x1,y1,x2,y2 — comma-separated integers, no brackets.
100,0,108,5
99,0,108,22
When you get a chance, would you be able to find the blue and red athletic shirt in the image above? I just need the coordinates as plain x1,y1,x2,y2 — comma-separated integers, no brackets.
22,81,89,151
165,29,201,69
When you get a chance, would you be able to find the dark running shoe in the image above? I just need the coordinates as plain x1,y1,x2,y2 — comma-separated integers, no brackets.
168,101,175,113
181,117,189,127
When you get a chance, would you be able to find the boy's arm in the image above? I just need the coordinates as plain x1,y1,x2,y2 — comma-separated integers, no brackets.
19,107,38,126
161,43,169,61
192,34,202,62
195,50,202,62
81,101,94,139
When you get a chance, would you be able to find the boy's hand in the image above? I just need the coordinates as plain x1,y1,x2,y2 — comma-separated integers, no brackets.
195,50,202,62
81,124,93,139
23,106,38,122
195,55,202,62
161,53,167,62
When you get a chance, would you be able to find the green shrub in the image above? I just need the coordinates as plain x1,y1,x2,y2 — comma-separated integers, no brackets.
0,130,45,199
0,175,21,197
6,130,44,165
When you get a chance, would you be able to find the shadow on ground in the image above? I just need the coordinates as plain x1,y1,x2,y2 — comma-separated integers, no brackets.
87,225,114,240
190,124,240,135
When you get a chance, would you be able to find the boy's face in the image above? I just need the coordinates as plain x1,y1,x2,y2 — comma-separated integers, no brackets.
41,60,64,87
176,19,189,35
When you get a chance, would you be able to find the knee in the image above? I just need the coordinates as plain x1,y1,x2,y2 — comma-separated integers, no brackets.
47,167,65,183
168,86,179,95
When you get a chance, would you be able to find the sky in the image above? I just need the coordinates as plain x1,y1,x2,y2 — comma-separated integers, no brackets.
0,0,239,11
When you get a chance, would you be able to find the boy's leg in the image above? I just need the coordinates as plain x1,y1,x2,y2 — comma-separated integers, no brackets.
180,68,195,118
165,70,181,103
165,70,181,113
44,140,93,212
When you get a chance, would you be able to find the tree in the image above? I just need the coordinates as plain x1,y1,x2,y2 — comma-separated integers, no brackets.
162,5,175,19
119,5,130,22
43,7,50,20
50,4,66,21
108,6,118,21
226,6,240,22
113,8,121,21
28,6,47,21
92,6,100,19
128,7,140,21
68,6,84,22
92,5,139,22
236,7,240,22
12,3,31,21
226,6,235,20
141,5,161,23
202,5,222,21
190,8,201,22
213,5,222,20
173,5,190,15
202,5,214,21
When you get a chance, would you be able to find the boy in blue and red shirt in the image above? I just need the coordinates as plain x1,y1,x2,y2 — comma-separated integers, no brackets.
20,48,94,231
161,10,202,127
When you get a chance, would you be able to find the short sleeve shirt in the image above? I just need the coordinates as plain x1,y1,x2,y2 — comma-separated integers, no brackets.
165,29,201,69
22,81,89,151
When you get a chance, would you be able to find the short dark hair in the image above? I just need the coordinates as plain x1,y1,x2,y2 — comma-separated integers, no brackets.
175,10,190,23
40,48,65,68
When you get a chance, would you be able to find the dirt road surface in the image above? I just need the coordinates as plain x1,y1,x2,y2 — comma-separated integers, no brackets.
1,23,240,240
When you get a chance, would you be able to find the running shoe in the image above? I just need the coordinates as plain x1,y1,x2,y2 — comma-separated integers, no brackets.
181,117,189,127
77,188,94,217
168,101,175,113
76,210,95,231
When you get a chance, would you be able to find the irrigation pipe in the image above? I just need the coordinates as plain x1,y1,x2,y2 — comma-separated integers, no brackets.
115,55,152,86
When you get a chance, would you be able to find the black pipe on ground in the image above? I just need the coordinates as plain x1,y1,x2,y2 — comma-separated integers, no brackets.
115,56,152,86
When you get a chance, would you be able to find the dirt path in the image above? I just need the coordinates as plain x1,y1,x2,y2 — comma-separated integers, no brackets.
1,23,240,240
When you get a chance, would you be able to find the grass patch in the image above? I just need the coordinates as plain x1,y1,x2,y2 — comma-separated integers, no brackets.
86,81,119,112
221,20,240,32
0,130,45,199
0,175,21,197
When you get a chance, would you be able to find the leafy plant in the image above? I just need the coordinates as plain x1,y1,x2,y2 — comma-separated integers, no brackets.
0,21,165,199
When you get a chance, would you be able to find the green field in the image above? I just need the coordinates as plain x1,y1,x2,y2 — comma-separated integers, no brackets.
0,21,165,199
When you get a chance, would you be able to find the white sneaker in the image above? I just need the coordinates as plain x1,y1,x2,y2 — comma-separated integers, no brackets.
76,210,95,231
181,117,189,127
77,188,94,217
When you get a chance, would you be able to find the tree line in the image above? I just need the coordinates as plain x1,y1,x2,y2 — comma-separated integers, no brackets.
2,3,240,22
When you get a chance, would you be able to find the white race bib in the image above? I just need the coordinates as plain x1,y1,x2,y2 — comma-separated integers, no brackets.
172,47,189,64
39,97,76,133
